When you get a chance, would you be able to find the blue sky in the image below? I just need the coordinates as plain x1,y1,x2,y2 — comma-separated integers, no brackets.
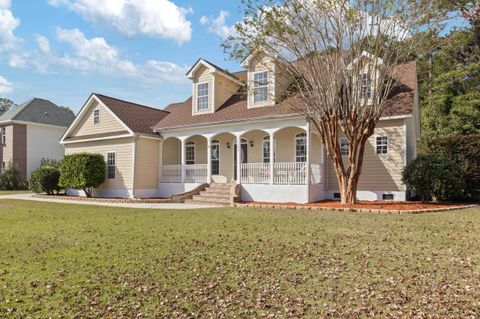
0,0,245,112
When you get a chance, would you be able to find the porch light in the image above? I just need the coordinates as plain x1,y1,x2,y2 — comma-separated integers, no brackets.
226,142,231,149
249,140,254,148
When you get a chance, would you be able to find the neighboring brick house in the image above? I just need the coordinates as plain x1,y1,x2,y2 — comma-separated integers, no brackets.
0,98,75,182
61,52,420,203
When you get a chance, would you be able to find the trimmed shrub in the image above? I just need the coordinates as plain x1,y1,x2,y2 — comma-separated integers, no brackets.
402,155,465,202
30,166,61,195
421,134,480,201
59,153,106,197
0,166,20,190
40,158,61,169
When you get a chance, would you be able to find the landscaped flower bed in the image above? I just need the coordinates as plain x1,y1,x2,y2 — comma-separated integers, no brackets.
33,194,171,203
238,200,476,214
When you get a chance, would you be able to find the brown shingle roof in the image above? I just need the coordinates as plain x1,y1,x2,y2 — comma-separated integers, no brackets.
154,61,417,130
95,94,169,136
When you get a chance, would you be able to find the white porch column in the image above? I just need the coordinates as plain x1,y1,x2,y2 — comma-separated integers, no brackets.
181,138,186,183
269,132,275,185
306,122,311,202
206,137,212,183
236,135,241,183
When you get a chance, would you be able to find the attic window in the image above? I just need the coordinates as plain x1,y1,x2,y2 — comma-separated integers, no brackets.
197,82,209,111
360,72,372,99
93,109,100,124
253,71,268,103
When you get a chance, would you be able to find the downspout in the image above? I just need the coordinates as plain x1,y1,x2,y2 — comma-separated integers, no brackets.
131,135,137,199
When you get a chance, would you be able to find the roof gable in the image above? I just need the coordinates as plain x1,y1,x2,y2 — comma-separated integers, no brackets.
61,93,169,143
186,58,244,86
0,98,75,127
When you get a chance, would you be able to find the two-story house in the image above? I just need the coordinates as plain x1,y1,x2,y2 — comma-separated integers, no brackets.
0,98,75,182
60,52,420,204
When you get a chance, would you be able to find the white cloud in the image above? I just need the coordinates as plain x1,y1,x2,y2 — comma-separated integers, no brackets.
54,27,188,84
0,0,22,53
36,35,51,54
48,0,193,45
0,75,13,94
200,10,236,39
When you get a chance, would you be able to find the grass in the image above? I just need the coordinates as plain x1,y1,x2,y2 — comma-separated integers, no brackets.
0,190,31,195
0,200,479,318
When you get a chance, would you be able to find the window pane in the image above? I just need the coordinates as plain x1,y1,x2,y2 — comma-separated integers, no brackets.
376,136,388,154
340,139,349,156
197,83,209,110
107,153,116,179
296,135,307,162
186,144,195,164
360,73,372,99
253,71,268,103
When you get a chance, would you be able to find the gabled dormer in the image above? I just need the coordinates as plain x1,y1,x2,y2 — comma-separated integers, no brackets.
241,51,290,109
186,59,244,116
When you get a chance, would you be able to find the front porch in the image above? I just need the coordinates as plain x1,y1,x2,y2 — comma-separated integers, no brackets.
157,119,326,203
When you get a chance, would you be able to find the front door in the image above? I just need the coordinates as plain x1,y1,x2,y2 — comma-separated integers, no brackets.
234,142,248,180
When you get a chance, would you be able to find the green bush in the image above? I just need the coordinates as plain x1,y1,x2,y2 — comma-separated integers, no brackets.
0,166,20,190
421,134,480,201
59,153,106,197
402,155,465,202
40,158,61,169
30,166,61,195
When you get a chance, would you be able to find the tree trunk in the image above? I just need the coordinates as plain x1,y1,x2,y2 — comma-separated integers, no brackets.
83,187,92,198
335,168,360,205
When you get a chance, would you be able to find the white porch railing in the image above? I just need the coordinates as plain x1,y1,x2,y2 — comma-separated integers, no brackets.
185,164,208,183
310,164,323,184
160,165,182,183
160,164,208,183
240,163,271,184
274,162,307,185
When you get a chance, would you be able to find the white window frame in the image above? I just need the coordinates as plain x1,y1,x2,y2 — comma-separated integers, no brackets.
93,109,100,124
360,72,373,100
295,132,307,163
211,139,220,175
262,135,276,163
376,135,389,155
253,71,269,104
196,82,209,111
340,138,349,156
1,127,5,145
106,152,116,179
185,141,195,165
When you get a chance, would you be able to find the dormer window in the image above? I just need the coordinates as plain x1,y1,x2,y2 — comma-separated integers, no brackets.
93,109,100,124
253,71,268,104
360,72,372,99
197,82,209,111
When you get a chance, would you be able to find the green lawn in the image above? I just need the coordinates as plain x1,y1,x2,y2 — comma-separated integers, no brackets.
0,190,31,196
0,200,479,318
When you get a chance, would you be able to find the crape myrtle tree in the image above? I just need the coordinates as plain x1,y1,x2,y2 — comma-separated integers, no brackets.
224,0,449,204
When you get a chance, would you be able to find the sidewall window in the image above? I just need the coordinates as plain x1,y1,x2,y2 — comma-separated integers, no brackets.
107,152,116,179
376,135,388,155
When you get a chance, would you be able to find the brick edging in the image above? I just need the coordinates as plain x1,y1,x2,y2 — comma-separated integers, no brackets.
32,194,172,204
234,203,478,214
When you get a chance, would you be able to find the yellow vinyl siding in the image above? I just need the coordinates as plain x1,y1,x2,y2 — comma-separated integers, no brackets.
64,137,134,191
185,136,207,164
135,137,160,190
70,100,125,137
275,127,305,162
162,138,180,165
326,119,406,191
214,75,240,110
192,65,214,114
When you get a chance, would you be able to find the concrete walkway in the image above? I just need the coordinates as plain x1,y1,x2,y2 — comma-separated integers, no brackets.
0,193,221,210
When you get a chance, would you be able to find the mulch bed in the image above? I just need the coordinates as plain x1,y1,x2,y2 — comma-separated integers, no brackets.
33,194,172,203
237,200,477,214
